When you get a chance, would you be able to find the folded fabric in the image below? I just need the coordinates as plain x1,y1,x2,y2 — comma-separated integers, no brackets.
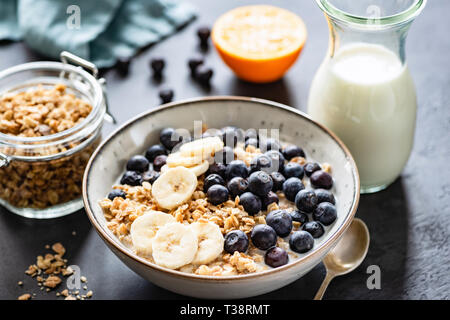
0,0,196,67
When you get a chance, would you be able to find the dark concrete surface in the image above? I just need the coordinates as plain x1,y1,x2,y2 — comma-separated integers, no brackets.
0,0,449,300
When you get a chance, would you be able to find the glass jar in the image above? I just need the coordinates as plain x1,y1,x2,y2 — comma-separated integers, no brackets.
0,52,111,218
308,0,426,193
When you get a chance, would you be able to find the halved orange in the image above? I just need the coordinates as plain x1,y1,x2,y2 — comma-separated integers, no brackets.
212,5,307,83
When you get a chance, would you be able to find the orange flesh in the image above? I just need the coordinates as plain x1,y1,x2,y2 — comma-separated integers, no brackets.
212,5,307,82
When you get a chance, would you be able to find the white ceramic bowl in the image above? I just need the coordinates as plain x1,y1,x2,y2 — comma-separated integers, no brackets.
83,97,360,299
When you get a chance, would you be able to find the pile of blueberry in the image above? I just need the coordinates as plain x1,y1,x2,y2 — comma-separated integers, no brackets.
107,127,185,200
207,126,338,269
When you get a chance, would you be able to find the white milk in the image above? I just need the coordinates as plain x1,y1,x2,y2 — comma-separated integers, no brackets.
308,43,417,191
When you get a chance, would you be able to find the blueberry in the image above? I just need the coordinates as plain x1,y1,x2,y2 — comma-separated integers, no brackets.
142,170,160,184
227,177,248,197
107,189,126,200
203,174,225,192
150,57,165,77
207,162,227,179
270,172,286,191
197,26,211,46
245,138,258,149
248,171,273,197
144,144,167,162
283,162,304,179
261,138,282,152
295,189,318,213
261,191,279,210
159,88,174,104
224,230,249,254
160,127,182,150
120,171,142,186
116,58,130,76
207,185,229,205
188,56,204,77
126,155,149,172
250,154,273,173
290,210,309,225
265,247,289,268
225,160,249,180
195,65,213,86
266,209,293,237
264,150,285,172
304,162,321,177
250,224,277,250
282,177,305,202
239,192,261,215
244,129,259,141
282,145,305,160
221,126,242,147
289,231,314,253
315,189,336,205
302,221,325,238
313,202,337,226
215,146,235,165
153,155,167,171
310,170,333,189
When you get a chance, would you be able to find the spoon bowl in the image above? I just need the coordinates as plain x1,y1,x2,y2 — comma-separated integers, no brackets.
314,218,370,299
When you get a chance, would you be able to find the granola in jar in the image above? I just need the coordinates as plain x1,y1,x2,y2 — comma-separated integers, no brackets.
0,84,101,211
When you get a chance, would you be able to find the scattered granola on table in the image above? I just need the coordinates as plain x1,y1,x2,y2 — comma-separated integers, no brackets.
18,242,93,300
100,126,339,276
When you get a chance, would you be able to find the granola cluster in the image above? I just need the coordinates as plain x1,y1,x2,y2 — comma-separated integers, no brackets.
18,242,93,300
0,84,98,209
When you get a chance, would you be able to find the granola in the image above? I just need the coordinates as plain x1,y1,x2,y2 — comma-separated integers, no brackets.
0,84,99,209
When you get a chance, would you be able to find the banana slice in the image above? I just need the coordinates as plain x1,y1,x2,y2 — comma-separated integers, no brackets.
151,167,197,210
188,160,209,176
179,136,224,158
166,152,203,168
130,210,176,256
152,222,198,269
190,222,224,265
160,164,169,173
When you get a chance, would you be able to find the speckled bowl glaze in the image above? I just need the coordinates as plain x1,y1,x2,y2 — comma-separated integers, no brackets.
83,97,360,299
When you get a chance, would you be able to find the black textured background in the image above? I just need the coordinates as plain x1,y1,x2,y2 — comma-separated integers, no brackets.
0,0,449,300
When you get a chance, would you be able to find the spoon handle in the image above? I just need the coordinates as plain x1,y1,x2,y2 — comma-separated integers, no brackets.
314,272,334,300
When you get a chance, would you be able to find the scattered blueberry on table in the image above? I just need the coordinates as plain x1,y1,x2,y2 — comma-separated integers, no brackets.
159,88,174,104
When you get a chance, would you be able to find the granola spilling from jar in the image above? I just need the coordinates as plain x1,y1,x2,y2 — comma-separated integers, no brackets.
0,84,98,209
100,126,338,276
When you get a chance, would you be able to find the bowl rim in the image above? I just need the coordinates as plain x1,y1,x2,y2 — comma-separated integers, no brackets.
83,96,360,282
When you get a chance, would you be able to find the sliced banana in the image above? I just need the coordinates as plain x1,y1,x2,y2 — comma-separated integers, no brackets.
166,152,203,168
152,222,198,269
179,136,224,158
190,222,224,265
160,164,169,173
188,160,209,176
151,167,197,210
130,210,176,256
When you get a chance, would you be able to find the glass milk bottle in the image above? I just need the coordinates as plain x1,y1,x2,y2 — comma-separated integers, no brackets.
308,0,426,193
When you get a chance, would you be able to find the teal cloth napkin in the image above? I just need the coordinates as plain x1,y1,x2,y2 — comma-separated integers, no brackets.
0,0,196,67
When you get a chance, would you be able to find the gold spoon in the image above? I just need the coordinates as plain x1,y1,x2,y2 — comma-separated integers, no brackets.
314,218,370,300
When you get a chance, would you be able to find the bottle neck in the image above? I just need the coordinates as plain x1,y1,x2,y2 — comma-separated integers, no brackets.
325,15,413,65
